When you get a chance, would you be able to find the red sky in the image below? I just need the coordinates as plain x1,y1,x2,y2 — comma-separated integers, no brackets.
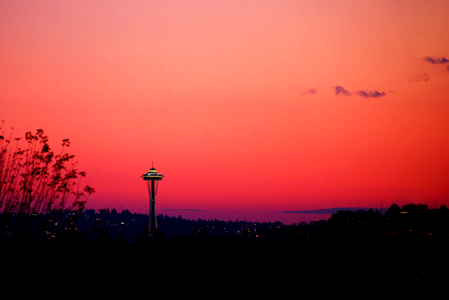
1,0,449,223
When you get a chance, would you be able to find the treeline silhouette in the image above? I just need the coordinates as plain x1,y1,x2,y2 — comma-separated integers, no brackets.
1,203,449,298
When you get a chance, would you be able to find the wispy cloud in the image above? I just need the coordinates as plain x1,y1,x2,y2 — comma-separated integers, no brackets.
333,86,351,96
292,86,318,95
407,73,430,83
420,73,430,82
333,86,388,98
162,208,204,211
279,207,383,214
356,90,387,98
303,88,317,95
423,56,449,64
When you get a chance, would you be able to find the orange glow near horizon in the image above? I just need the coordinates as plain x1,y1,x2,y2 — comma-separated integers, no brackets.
1,1,449,223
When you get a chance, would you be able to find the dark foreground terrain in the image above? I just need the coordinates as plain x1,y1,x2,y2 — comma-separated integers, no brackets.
1,204,449,298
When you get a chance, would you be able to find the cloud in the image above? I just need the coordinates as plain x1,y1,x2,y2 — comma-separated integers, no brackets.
292,86,318,95
162,208,204,211
303,88,317,95
333,86,388,98
279,207,382,214
421,73,430,81
407,73,430,82
423,56,449,64
333,86,351,96
356,90,387,98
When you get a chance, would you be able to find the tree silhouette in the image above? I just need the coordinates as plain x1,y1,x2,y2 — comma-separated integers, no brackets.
94,225,111,245
388,203,400,215
151,229,167,242
134,225,150,247
0,122,95,241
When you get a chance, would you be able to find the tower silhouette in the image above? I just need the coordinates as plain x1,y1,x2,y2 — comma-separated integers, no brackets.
142,163,164,236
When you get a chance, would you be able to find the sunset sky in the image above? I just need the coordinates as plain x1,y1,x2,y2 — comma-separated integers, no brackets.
1,0,449,223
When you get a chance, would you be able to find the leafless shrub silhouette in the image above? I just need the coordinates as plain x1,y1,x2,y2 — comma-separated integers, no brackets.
0,120,95,240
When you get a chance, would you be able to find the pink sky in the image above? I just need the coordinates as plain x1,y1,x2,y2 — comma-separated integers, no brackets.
1,0,449,223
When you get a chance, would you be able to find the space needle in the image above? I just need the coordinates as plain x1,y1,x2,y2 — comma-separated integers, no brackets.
142,163,164,236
